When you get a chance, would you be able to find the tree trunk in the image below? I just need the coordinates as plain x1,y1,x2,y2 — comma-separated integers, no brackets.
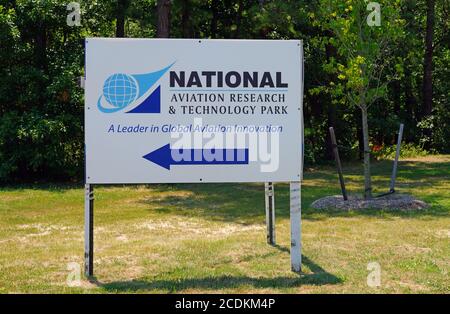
35,24,47,71
404,64,417,142
116,0,129,38
422,0,435,117
361,106,372,199
181,0,192,38
325,36,337,160
356,110,364,160
34,23,48,107
392,80,401,116
233,0,244,38
157,0,171,38
210,0,219,38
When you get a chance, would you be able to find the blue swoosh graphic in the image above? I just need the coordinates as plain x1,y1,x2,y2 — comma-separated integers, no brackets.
132,62,175,99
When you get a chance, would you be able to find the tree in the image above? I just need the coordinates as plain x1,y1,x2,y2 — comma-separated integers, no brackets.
181,0,192,38
0,0,448,182
209,0,220,38
116,0,130,37
422,0,435,117
0,0,85,181
319,0,404,199
157,0,171,37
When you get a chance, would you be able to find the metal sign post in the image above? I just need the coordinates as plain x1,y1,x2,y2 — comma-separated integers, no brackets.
84,184,94,277
264,182,276,245
290,182,301,272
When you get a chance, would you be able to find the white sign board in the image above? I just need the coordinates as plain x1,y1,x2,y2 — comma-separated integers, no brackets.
85,38,303,183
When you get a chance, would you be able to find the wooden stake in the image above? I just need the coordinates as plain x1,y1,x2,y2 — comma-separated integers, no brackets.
329,127,348,200
389,123,404,192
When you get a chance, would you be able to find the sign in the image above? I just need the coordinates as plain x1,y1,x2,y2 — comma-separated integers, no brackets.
85,38,303,183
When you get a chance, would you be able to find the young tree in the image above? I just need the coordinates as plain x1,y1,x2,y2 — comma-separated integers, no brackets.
320,0,404,199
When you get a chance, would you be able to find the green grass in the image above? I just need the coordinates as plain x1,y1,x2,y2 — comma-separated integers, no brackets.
0,155,449,293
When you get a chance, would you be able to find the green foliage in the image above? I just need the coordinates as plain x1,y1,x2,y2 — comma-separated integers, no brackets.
318,0,405,109
0,110,83,180
372,143,428,160
0,0,84,181
0,0,448,181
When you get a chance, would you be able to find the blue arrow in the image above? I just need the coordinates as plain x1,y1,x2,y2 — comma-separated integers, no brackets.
143,144,249,170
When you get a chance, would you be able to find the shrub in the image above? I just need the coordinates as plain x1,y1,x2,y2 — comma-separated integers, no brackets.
372,143,428,160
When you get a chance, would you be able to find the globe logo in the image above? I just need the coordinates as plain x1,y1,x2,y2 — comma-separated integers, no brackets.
102,73,138,109
96,62,175,113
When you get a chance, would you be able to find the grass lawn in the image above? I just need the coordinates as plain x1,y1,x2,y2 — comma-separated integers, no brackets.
0,155,449,293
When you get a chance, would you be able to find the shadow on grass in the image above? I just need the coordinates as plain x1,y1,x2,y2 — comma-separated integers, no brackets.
92,254,342,292
135,186,447,224
2,158,448,223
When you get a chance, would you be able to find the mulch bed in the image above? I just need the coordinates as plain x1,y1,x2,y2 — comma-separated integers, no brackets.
311,193,428,211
